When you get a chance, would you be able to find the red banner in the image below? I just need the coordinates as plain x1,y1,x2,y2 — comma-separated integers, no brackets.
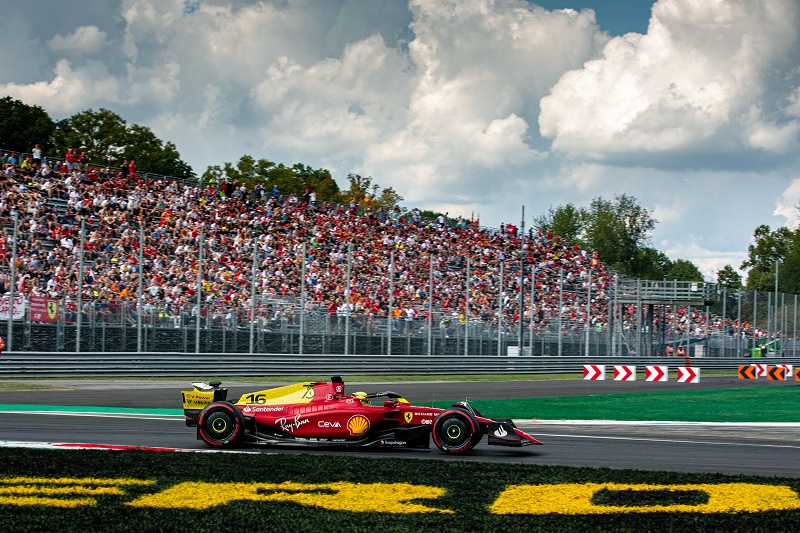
30,296,59,323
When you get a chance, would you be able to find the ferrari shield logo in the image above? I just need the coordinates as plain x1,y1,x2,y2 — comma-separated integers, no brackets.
47,301,58,320
404,412,413,423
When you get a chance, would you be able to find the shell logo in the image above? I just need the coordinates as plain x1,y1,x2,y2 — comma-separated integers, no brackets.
347,414,370,435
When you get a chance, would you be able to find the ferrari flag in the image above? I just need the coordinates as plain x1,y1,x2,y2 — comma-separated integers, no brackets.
30,296,59,323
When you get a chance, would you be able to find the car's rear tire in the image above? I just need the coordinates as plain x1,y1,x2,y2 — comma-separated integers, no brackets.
197,402,245,447
432,407,482,454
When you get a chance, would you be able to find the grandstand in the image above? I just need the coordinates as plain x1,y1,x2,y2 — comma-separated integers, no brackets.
3,144,792,359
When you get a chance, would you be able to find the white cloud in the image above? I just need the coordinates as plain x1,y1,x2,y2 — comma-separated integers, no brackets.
774,179,800,229
539,0,800,164
359,0,606,200
662,241,747,281
0,59,122,114
1,0,799,285
48,25,108,53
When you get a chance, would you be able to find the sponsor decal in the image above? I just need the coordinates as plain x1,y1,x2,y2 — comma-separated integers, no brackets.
326,394,333,401
335,385,343,393
403,412,413,423
380,441,408,447
421,419,432,425
181,391,214,408
493,426,508,438
318,421,342,428
275,415,309,433
490,483,800,514
347,415,370,436
413,412,437,417
345,399,356,404
182,392,212,401
242,406,285,413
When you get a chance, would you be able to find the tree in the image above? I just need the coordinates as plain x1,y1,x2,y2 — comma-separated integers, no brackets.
53,108,128,165
717,265,743,289
583,194,656,277
533,203,586,246
291,163,339,202
201,157,340,201
775,230,800,295
740,224,793,291
375,186,404,211
665,259,704,282
53,108,194,179
630,247,672,280
0,96,56,155
341,173,372,203
123,124,195,179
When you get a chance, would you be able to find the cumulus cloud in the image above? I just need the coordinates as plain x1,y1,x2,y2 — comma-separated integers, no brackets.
774,179,800,229
1,0,799,282
361,0,606,201
0,59,122,114
48,25,108,53
539,0,800,166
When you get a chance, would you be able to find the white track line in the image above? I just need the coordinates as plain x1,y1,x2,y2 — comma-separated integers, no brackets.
529,433,800,450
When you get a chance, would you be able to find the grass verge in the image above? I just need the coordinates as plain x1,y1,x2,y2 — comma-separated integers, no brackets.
450,386,800,423
0,448,798,532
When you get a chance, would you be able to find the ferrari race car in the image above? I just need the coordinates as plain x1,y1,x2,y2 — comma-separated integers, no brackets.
181,376,542,454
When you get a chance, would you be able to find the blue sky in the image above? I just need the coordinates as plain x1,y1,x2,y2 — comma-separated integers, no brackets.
1,1,798,281
533,0,655,35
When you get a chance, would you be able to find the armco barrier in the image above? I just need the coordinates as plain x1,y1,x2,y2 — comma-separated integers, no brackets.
2,353,800,378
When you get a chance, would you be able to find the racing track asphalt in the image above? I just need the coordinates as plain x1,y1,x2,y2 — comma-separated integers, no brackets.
0,376,798,478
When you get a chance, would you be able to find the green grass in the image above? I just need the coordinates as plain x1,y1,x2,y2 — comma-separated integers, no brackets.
0,449,798,532
0,382,69,391
449,386,800,423
1,383,797,424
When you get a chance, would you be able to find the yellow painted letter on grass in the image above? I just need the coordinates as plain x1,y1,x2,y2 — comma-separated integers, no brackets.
128,481,453,513
490,483,800,515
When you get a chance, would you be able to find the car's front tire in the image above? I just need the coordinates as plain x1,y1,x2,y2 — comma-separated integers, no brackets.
431,407,482,454
197,402,245,447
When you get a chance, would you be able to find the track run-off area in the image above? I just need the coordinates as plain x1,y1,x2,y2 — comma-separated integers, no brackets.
0,375,798,478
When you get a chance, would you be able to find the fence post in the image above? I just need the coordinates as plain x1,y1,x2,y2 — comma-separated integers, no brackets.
557,267,563,357
427,252,433,356
76,217,85,353
7,212,18,352
530,262,536,356
585,267,592,357
249,239,257,354
388,250,394,356
497,261,504,357
299,242,306,355
195,230,203,353
345,243,352,356
137,225,144,353
465,257,470,356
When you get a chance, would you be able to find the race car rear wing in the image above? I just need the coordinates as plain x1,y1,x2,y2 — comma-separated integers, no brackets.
182,381,228,426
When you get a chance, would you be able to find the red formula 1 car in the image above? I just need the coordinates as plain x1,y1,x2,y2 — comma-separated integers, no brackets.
181,376,542,454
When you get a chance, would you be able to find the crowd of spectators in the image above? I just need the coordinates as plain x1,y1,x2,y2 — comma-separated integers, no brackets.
0,146,771,341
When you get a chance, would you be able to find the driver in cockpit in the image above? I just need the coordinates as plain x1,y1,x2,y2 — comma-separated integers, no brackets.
352,391,370,406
